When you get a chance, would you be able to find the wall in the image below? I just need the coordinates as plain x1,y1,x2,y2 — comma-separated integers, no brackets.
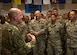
0,3,77,16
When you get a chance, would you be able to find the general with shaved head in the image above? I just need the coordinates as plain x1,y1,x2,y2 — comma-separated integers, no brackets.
29,10,48,55
8,8,23,24
65,10,77,55
2,8,36,55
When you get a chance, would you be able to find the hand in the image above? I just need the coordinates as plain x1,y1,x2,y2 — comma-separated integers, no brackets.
26,33,32,42
34,32,39,36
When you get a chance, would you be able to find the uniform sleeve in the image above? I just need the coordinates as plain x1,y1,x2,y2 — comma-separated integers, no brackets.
60,24,65,43
38,26,47,35
12,26,36,54
25,34,36,53
38,19,48,35
28,23,35,35
11,28,27,55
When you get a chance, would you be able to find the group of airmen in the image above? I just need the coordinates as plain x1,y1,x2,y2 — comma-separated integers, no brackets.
0,7,77,55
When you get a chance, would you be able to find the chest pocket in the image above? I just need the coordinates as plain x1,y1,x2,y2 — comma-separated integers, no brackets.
54,24,61,33
32,22,41,31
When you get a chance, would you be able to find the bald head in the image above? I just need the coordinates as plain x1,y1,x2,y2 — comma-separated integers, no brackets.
35,10,41,19
8,8,22,18
9,8,22,13
35,10,41,14
8,8,23,24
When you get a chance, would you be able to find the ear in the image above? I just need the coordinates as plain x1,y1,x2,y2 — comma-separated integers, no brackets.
13,14,17,20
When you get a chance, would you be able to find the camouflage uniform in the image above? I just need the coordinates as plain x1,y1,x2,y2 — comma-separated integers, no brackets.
29,18,47,55
17,21,29,40
62,19,69,55
17,21,35,55
2,22,36,55
0,22,2,55
57,16,64,25
65,19,77,55
63,19,69,24
56,17,66,55
47,20,64,55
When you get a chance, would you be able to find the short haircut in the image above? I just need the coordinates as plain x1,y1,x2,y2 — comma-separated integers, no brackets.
51,14,57,17
47,10,52,12
52,8,58,11
8,11,16,19
72,10,77,14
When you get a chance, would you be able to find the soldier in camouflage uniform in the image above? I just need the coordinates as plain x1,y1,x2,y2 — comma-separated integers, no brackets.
0,15,7,55
22,15,34,55
22,15,30,34
30,12,35,21
47,14,64,55
62,13,69,24
0,23,2,55
47,10,52,19
2,8,36,55
0,15,2,55
65,10,77,55
17,15,34,55
52,8,64,25
29,10,47,55
52,8,65,55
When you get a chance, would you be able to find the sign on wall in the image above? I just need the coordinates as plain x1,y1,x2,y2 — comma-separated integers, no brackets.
25,4,41,13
